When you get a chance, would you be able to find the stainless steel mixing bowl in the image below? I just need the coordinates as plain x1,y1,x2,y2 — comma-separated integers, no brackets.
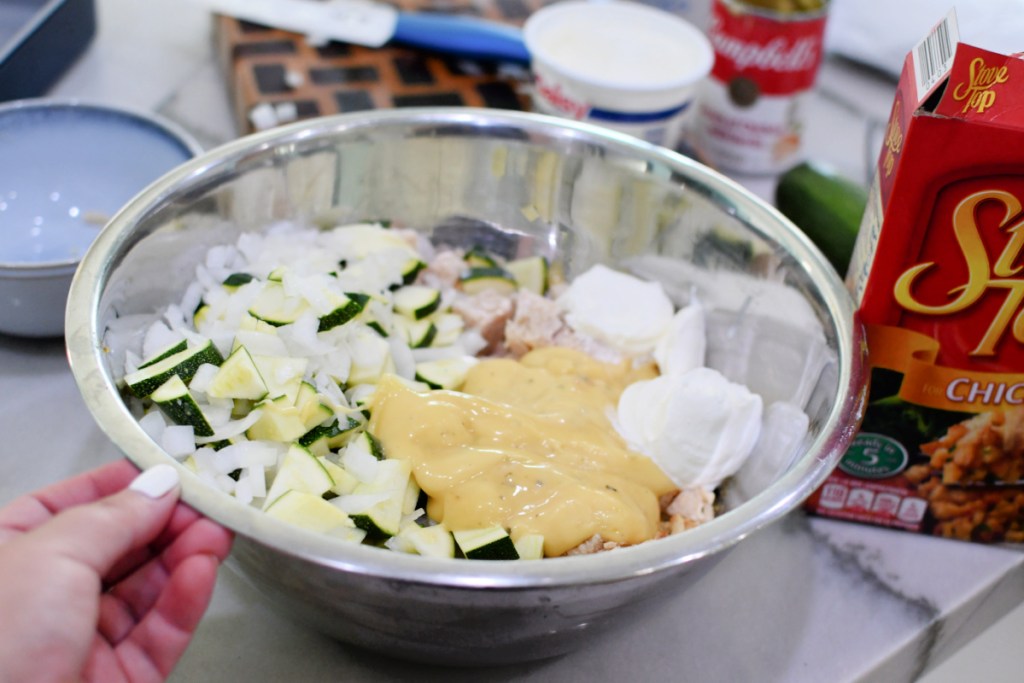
65,108,865,666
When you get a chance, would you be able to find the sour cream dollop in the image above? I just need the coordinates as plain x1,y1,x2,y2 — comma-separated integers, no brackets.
558,264,675,356
616,366,763,489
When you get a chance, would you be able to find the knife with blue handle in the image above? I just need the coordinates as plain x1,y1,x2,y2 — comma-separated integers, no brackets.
195,0,530,63
392,12,529,62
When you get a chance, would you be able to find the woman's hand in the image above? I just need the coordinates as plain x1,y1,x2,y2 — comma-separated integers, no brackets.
0,460,233,682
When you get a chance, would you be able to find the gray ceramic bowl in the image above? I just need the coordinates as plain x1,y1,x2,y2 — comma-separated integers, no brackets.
66,108,865,665
0,99,200,338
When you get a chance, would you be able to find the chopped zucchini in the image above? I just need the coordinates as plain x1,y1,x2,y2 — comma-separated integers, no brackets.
299,413,358,450
325,415,364,449
248,281,309,326
392,316,437,349
137,339,188,369
317,456,359,496
402,475,420,516
453,527,520,560
251,355,308,404
232,329,287,357
232,398,256,418
205,346,268,400
336,459,412,541
265,489,366,543
400,257,426,285
300,400,333,431
506,255,549,295
347,494,402,541
340,430,385,481
318,292,370,332
360,300,392,338
351,430,385,461
151,375,214,437
192,305,211,330
459,266,517,295
262,443,334,509
392,285,442,320
431,313,465,347
464,246,499,268
775,161,868,275
294,381,333,430
298,419,345,455
293,380,317,410
246,396,307,443
366,320,389,337
238,313,279,334
331,223,414,258
401,523,456,558
222,272,256,289
124,340,224,398
414,356,476,390
513,533,545,560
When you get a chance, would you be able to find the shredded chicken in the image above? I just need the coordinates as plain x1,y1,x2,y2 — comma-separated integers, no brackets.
565,534,620,556
504,289,565,357
503,289,624,363
665,487,716,533
452,289,515,354
420,248,464,289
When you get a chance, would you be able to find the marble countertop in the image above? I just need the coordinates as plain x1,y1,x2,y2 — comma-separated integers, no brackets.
4,0,1021,680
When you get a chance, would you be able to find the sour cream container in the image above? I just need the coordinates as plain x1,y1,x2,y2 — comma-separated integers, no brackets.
523,0,714,148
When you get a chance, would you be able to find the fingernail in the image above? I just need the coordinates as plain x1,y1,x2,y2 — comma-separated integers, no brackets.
129,464,180,499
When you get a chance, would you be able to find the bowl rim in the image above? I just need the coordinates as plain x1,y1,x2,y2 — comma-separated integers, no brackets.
65,107,866,590
0,96,204,272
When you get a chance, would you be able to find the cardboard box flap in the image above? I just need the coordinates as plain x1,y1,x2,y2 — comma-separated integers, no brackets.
933,43,1024,128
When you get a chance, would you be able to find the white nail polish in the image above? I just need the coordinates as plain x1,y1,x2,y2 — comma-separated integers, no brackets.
129,464,180,499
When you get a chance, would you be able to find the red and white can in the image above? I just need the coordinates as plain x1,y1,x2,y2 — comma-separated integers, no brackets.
689,0,829,175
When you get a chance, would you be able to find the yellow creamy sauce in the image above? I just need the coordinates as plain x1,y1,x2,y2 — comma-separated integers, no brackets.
368,347,676,556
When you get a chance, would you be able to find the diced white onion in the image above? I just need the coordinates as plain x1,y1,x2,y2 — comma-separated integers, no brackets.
225,441,281,468
163,304,188,332
161,425,196,458
142,321,182,361
188,363,220,394
246,465,267,498
388,336,416,380
340,446,380,482
235,331,289,357
138,410,167,441
234,474,254,505
203,402,234,429
180,282,205,322
123,350,143,376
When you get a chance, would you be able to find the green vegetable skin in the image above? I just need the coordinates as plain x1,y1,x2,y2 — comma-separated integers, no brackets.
775,162,869,275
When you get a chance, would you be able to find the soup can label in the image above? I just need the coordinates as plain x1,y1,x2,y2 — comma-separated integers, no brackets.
690,0,829,175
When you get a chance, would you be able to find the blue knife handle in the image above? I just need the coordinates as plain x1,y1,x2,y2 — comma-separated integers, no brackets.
392,13,530,63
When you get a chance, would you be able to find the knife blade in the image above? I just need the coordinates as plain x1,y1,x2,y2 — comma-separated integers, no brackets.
195,0,530,62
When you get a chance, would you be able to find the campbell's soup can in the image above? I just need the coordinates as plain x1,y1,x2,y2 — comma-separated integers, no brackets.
690,0,829,175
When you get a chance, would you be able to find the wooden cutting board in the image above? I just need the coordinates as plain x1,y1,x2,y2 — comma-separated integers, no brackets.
214,1,555,135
